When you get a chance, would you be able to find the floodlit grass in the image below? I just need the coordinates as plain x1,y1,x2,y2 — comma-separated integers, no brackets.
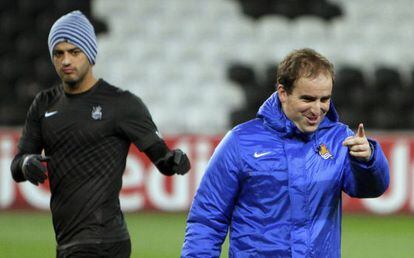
0,212,413,257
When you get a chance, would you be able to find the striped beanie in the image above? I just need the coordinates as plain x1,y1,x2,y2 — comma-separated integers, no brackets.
48,10,97,65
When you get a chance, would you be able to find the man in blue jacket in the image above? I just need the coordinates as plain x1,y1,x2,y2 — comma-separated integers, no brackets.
181,48,389,257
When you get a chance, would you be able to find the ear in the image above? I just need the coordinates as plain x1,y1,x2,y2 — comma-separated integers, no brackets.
277,84,287,103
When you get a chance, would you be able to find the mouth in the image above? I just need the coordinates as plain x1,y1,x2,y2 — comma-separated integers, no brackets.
305,115,319,126
62,68,75,74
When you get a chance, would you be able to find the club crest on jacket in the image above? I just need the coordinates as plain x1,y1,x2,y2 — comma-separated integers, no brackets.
318,144,333,159
91,106,102,120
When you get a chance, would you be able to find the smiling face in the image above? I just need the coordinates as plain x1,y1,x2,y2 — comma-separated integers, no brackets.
278,72,333,133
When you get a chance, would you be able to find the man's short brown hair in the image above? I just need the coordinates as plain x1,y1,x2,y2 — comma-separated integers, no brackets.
277,48,335,94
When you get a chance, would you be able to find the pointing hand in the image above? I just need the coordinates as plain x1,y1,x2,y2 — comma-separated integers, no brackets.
342,123,372,162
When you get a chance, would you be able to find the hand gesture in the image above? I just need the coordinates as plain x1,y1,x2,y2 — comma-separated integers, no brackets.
342,123,372,162
22,154,50,186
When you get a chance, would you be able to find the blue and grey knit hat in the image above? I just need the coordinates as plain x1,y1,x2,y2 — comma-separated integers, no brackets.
48,10,97,65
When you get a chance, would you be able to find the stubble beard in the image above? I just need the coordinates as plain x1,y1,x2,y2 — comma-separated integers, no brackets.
62,71,86,90
64,79,78,89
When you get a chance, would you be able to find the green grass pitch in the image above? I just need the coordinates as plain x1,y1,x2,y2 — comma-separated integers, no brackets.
0,212,413,257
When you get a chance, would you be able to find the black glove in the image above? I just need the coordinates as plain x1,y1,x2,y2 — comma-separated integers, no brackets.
21,154,50,186
169,149,191,175
157,149,191,176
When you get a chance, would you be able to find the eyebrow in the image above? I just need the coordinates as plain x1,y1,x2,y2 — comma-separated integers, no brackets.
53,47,81,53
300,94,331,100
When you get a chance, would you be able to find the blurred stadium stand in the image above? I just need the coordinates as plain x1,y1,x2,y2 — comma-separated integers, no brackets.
1,0,413,132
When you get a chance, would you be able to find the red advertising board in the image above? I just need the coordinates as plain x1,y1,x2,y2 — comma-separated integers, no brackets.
0,129,413,214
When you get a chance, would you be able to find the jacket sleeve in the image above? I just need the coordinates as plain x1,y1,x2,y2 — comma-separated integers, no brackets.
342,128,390,198
10,92,44,182
181,131,242,257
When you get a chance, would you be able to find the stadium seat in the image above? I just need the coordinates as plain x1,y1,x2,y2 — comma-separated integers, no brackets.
0,0,15,11
333,66,369,109
407,106,414,129
0,11,29,40
369,106,402,130
54,0,91,16
336,106,367,130
16,33,44,59
33,57,59,86
374,67,403,91
227,63,257,87
17,0,52,16
0,39,12,57
0,55,25,85
308,0,343,20
35,11,59,39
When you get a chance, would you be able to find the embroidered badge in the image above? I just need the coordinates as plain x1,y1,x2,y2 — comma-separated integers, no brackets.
318,144,333,159
91,106,103,120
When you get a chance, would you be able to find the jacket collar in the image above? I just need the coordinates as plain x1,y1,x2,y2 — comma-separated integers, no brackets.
256,92,339,140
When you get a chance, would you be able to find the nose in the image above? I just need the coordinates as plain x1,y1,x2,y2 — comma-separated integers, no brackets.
311,101,328,115
310,101,321,114
62,52,71,66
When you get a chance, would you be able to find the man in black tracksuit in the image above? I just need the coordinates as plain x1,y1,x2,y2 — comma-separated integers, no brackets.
10,10,190,258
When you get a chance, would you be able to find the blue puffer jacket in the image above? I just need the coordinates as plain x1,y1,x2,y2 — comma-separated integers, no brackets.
181,93,389,258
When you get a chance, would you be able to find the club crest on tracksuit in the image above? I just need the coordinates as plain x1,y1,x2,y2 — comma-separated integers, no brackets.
318,144,333,159
91,106,102,120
